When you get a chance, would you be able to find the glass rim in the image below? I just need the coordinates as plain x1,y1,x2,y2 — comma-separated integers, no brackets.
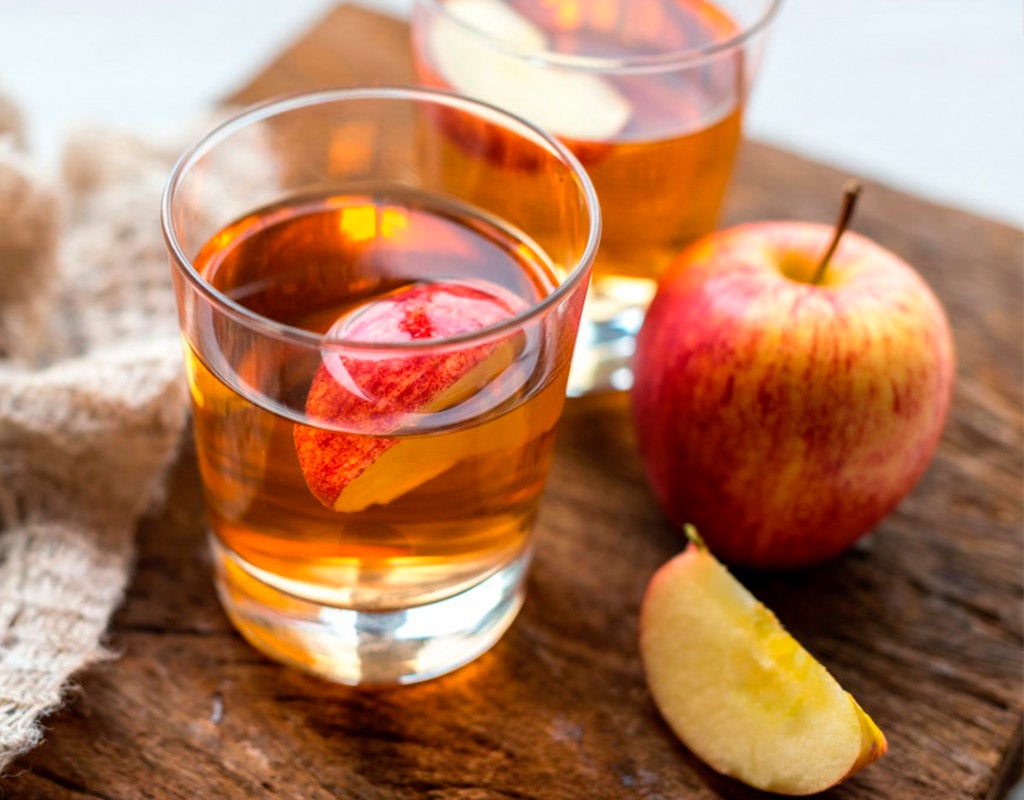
414,0,782,74
161,86,601,353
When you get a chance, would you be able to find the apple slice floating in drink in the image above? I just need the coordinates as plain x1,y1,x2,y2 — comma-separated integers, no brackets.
424,0,631,162
640,527,888,795
294,280,535,513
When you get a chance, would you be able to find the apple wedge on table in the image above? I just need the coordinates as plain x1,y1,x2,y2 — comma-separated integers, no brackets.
640,528,887,795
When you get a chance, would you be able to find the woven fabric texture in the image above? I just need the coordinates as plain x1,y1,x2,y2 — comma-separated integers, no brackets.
0,103,189,771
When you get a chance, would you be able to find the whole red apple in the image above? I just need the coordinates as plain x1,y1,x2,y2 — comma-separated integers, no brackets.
631,190,955,567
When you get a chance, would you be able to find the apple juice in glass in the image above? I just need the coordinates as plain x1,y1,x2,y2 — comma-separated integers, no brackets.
411,0,779,393
162,89,599,685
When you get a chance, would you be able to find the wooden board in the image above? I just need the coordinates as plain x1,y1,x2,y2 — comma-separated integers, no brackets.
5,5,1021,798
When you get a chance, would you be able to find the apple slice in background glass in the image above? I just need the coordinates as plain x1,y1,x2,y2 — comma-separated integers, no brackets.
631,184,955,567
294,279,536,513
423,0,631,164
640,527,888,795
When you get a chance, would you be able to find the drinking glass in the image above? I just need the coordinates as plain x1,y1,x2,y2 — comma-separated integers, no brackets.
161,87,600,685
411,0,779,393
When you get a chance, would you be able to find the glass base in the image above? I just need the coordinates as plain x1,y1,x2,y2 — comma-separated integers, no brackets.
211,536,529,685
567,275,657,396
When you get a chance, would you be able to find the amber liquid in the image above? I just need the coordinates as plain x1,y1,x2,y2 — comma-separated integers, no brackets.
187,191,568,611
413,0,744,282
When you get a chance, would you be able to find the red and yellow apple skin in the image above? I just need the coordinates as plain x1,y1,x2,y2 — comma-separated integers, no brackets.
631,222,955,567
294,280,525,511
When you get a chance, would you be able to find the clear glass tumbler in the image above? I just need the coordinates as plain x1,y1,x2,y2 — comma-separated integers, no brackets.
411,0,780,394
161,87,600,685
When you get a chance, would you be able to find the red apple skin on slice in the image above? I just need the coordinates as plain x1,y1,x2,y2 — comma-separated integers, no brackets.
293,280,527,512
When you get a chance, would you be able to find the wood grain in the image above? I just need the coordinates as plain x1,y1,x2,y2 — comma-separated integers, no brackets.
4,5,1020,798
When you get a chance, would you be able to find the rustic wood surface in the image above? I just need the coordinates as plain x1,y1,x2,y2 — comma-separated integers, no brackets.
4,5,1021,798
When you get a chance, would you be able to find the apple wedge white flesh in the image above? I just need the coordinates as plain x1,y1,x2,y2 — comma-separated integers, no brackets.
429,0,631,142
640,529,887,795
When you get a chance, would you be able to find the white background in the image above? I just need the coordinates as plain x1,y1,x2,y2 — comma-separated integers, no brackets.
0,0,1020,227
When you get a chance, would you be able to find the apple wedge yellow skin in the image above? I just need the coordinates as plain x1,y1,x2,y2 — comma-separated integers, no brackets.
640,529,887,795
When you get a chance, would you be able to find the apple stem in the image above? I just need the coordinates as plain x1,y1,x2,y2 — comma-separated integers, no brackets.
811,180,863,285
683,524,707,552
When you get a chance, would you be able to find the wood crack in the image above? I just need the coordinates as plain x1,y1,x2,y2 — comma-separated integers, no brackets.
986,717,1023,800
32,767,117,800
386,779,542,800
115,623,230,637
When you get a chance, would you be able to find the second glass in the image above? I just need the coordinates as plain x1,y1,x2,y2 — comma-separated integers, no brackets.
412,0,780,393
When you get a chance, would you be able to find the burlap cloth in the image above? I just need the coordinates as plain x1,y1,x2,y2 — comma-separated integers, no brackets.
0,94,191,770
